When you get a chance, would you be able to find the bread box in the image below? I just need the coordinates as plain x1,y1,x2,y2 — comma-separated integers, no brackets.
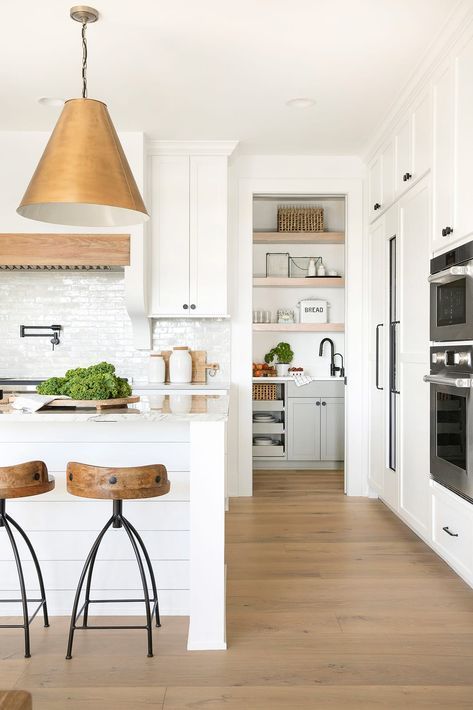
298,299,328,323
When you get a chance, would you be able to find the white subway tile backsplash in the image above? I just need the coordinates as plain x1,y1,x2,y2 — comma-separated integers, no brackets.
0,272,230,382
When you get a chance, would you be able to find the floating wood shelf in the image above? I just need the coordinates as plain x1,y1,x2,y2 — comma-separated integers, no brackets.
253,323,344,332
0,233,130,266
253,277,344,288
253,231,345,244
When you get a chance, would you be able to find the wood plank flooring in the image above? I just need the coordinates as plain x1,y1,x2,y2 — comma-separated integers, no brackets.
2,470,473,709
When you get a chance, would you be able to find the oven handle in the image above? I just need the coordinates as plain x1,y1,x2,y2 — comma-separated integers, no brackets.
428,265,471,284
423,374,472,388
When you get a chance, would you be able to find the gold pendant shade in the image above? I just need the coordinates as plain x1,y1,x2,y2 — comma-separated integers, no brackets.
17,98,148,227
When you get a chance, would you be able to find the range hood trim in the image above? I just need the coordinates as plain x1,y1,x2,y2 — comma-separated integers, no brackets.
0,233,130,267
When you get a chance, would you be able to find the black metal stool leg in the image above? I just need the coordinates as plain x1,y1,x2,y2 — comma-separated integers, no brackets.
121,518,154,657
66,515,114,659
123,517,161,627
2,517,31,658
6,514,50,628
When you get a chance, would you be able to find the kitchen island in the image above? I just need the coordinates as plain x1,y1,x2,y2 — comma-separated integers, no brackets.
0,394,228,651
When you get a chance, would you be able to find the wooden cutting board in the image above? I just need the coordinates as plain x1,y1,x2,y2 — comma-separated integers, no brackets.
44,396,140,411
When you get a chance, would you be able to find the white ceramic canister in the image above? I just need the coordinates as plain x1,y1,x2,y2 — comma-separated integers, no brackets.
169,347,193,383
148,353,166,383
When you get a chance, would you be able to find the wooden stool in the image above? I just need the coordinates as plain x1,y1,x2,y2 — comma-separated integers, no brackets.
65,462,170,659
0,461,54,658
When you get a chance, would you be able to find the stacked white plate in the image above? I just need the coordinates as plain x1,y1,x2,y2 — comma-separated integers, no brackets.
253,413,276,423
253,437,278,446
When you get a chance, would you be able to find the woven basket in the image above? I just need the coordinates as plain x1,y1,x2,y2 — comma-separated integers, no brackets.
252,383,277,401
277,205,324,232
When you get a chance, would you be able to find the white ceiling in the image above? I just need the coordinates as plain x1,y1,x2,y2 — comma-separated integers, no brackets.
1,0,460,153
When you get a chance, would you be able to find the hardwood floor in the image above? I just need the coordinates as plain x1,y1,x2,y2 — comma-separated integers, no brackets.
2,470,473,709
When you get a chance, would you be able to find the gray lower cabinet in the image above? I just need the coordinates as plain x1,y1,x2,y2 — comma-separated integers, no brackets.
288,398,321,460
321,397,345,461
288,396,344,462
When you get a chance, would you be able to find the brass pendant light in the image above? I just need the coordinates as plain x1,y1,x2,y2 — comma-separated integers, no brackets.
17,6,149,227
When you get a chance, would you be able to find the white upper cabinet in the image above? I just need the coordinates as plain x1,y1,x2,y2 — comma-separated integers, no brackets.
189,156,228,316
150,155,191,316
395,89,432,198
368,154,382,221
432,61,455,252
394,116,411,195
149,144,235,317
381,140,395,208
453,30,473,245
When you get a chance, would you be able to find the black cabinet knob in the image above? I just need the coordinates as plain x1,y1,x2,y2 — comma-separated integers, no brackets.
190,304,196,310
322,401,326,406
405,172,412,181
183,304,189,309
373,203,381,211
442,227,453,237
316,401,320,406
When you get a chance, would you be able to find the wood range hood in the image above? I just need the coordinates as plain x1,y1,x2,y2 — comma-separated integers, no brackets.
0,233,130,269
0,232,151,349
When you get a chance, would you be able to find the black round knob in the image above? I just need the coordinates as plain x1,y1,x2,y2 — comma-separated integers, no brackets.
441,228,446,237
183,304,189,310
445,226,453,236
316,401,320,406
405,172,412,180
109,476,117,485
373,203,381,211
322,401,326,406
403,173,407,182
190,304,196,310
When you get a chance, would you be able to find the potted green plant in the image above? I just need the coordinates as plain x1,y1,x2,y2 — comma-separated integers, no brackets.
264,342,294,377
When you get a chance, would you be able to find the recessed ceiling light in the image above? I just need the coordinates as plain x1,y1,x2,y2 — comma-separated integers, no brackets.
286,98,316,109
38,97,65,107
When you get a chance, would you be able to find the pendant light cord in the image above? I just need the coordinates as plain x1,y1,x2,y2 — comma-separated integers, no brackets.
81,22,88,98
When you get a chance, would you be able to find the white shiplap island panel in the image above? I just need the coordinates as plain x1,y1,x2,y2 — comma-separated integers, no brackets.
0,395,228,650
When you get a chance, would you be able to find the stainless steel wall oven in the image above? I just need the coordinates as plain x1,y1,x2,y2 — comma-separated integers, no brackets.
430,241,473,342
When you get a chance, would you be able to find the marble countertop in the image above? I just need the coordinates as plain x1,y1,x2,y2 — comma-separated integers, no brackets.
132,381,230,391
0,394,229,423
252,376,344,382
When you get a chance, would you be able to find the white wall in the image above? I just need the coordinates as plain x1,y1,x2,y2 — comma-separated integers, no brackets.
228,154,365,497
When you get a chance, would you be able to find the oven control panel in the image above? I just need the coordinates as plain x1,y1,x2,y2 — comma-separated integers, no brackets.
431,345,473,374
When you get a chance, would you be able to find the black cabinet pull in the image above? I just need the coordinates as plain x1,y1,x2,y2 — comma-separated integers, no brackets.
390,321,400,395
376,324,384,391
373,202,381,211
442,526,459,537
190,304,196,310
183,304,189,310
442,226,453,237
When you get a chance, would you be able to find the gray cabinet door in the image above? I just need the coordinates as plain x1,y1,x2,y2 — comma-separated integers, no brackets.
320,398,345,461
287,398,321,461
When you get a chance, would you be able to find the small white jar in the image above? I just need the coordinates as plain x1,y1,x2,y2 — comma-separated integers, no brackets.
149,353,166,383
169,347,192,384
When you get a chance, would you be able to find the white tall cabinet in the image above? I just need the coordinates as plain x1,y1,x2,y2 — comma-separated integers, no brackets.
148,143,236,317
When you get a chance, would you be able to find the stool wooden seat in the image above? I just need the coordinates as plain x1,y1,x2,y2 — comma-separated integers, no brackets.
0,461,54,658
0,461,54,499
66,462,170,500
65,461,171,660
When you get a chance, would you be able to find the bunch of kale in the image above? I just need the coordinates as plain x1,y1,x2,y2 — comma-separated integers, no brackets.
37,362,131,400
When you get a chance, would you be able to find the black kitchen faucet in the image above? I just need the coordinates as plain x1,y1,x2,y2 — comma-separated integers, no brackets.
319,337,345,378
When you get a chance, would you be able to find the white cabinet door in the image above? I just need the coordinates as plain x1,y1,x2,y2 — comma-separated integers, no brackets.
398,178,431,537
454,30,473,244
381,140,395,209
432,62,455,252
287,398,321,461
411,89,432,183
368,219,387,495
395,117,411,196
368,155,382,221
150,156,190,315
189,156,228,316
320,398,344,461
